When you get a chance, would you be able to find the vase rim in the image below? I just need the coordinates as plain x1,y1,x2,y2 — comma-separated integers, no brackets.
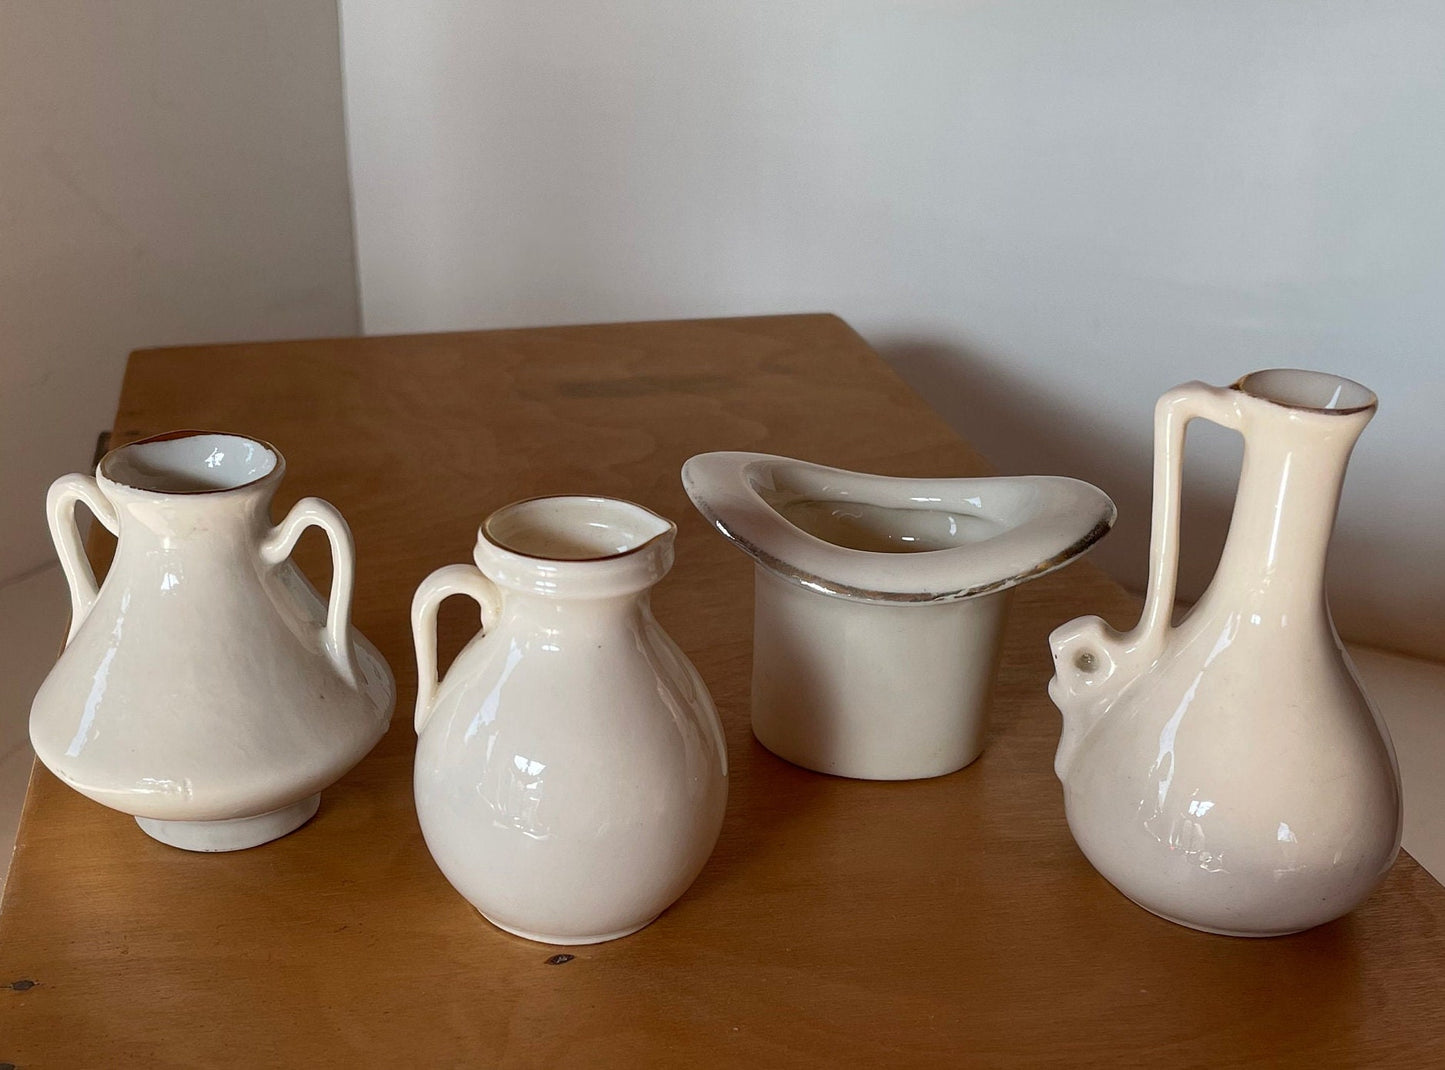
1233,369,1377,416
98,430,283,497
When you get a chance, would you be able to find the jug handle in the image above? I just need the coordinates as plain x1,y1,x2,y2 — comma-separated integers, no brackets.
411,564,502,735
1133,381,1243,654
47,473,120,645
261,497,358,685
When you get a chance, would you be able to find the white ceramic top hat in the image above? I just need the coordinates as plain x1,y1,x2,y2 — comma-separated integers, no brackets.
682,452,1116,604
682,452,1115,780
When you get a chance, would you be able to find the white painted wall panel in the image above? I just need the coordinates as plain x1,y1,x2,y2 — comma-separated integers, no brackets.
341,1,1445,656
0,1,358,585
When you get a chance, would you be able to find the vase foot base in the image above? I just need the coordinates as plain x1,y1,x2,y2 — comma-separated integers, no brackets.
755,732,983,782
479,911,659,946
136,793,321,852
1128,897,1307,939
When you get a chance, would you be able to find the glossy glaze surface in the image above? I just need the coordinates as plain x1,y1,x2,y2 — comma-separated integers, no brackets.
10,316,1445,1066
30,432,395,851
684,452,1115,780
1050,371,1401,936
412,496,728,945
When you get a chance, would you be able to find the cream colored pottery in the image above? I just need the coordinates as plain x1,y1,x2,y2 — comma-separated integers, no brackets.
31,431,395,852
682,453,1115,781
1049,370,1401,937
411,496,728,945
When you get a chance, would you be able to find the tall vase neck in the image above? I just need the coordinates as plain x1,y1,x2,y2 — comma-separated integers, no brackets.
1205,406,1369,611
106,485,275,550
97,431,285,543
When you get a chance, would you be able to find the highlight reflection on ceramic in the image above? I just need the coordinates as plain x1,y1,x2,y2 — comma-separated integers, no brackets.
412,496,727,945
1049,370,1401,936
683,452,1115,781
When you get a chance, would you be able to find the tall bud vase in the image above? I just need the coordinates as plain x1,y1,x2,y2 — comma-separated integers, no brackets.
1048,370,1401,936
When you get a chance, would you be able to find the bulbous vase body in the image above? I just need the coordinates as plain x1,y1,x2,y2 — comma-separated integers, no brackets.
412,496,728,945
30,432,395,852
1049,371,1401,936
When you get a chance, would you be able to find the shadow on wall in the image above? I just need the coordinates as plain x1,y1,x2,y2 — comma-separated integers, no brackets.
874,335,1244,620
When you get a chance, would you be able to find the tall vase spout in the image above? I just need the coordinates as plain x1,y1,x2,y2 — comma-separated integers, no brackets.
1049,615,1123,777
1201,374,1375,618
1049,614,1162,778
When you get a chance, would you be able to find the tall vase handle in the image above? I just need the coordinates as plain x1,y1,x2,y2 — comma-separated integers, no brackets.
411,564,502,735
1134,381,1244,653
47,473,120,645
262,497,358,684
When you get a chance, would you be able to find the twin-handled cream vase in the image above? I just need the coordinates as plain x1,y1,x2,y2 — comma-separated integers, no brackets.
31,432,394,853
30,367,1398,943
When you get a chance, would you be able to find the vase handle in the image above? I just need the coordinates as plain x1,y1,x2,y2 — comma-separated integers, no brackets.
1135,381,1243,653
262,497,358,685
46,473,120,645
411,563,502,734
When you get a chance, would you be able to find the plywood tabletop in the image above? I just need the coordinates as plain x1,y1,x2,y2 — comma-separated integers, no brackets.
2,314,1443,1067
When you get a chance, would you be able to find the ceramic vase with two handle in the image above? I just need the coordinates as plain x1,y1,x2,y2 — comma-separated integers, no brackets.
30,431,395,852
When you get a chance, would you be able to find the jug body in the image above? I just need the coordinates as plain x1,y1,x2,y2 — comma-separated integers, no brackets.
412,496,728,945
30,431,395,852
1049,372,1400,935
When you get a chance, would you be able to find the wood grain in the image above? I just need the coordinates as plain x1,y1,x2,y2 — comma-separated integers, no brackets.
2,314,1442,1067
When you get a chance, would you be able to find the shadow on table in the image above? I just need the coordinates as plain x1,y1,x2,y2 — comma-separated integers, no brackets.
872,333,1240,610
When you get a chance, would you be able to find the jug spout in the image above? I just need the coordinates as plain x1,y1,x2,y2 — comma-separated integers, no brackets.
1048,615,1136,778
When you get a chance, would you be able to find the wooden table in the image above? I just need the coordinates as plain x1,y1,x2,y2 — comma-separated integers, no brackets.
3,314,1443,1066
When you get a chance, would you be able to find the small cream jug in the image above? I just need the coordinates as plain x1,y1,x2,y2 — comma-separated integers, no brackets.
412,496,728,945
31,431,395,852
1049,371,1401,936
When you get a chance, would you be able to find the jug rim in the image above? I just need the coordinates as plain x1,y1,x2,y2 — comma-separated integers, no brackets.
473,495,677,599
1233,369,1377,416
98,429,284,496
480,495,675,563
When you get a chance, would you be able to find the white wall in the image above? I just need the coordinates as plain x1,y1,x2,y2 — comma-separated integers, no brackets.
341,1,1445,658
0,1,358,586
